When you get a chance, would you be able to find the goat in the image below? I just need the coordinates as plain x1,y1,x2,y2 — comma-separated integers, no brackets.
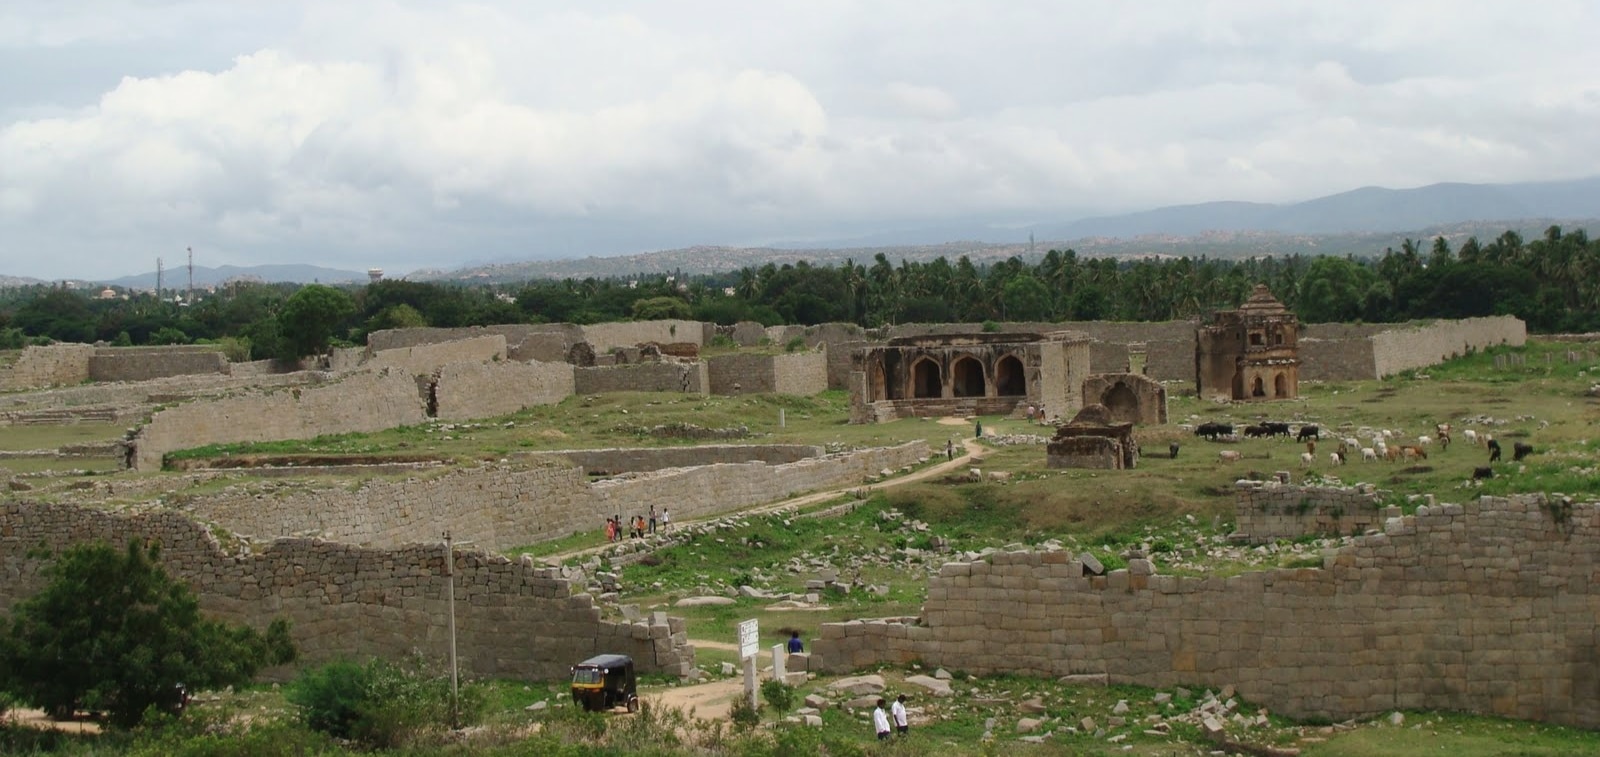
1218,450,1242,462
1463,429,1478,444
1361,447,1378,462
1487,439,1502,463
1329,451,1344,466
1472,466,1494,480
1513,442,1534,462
1417,435,1432,447
1300,451,1314,467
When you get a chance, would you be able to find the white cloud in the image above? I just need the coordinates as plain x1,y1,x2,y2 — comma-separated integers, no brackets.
1,1,1598,278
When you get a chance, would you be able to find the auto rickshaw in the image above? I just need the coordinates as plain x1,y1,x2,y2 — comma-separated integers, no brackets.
570,654,639,713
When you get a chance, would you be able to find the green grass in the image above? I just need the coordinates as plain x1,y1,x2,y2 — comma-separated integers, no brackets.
0,422,124,451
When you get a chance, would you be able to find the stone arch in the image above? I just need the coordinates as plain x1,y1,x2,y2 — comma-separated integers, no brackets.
951,356,986,398
566,342,596,367
994,354,1026,396
911,357,942,399
1274,372,1289,398
870,361,891,401
1251,375,1266,398
1101,381,1140,424
1231,369,1244,400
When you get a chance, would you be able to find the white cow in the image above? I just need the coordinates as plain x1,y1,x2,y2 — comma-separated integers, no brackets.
1463,429,1479,444
1361,447,1378,462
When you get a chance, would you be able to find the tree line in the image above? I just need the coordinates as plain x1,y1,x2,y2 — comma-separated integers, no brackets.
1,226,1594,360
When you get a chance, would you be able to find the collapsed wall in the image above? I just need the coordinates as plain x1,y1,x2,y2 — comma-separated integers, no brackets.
574,362,708,396
812,495,1600,728
0,502,692,680
175,442,929,551
1231,481,1400,543
706,350,828,396
0,344,95,391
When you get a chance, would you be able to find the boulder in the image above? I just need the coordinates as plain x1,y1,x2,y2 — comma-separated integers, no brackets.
675,596,736,607
903,674,953,697
828,674,886,695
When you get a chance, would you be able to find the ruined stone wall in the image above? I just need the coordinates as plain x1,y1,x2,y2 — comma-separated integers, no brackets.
365,335,507,375
1232,481,1399,543
132,369,427,470
536,444,822,474
813,494,1600,728
0,502,691,680
706,350,828,396
574,362,708,396
1371,316,1527,378
0,344,94,391
581,320,711,350
1297,336,1378,382
1035,339,1091,422
87,346,228,382
365,325,556,353
176,442,927,551
432,360,576,421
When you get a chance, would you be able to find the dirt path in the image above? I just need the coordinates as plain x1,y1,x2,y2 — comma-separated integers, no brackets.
4,709,101,734
540,433,987,565
643,676,747,720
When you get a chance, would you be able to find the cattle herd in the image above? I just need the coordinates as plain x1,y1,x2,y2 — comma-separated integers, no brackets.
1194,419,1535,481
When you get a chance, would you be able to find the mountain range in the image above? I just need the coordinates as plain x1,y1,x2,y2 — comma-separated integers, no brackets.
11,176,1598,286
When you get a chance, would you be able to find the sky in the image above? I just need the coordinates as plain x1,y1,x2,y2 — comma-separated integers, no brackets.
2,1,1598,281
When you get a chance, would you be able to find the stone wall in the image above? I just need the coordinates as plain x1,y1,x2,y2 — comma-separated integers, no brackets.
574,362,708,396
87,346,228,382
178,442,928,552
1297,336,1378,382
132,369,427,470
812,494,1600,728
1231,481,1400,543
432,360,576,421
535,444,822,475
365,335,507,376
0,502,692,680
0,344,94,391
1371,316,1527,378
582,320,712,350
705,350,828,396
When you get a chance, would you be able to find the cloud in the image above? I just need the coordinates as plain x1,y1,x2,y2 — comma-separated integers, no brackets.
1,1,1598,279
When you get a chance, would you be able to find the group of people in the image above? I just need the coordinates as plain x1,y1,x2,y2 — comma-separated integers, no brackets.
604,506,669,542
872,695,910,739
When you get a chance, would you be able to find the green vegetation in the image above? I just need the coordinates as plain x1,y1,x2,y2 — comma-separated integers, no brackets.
287,656,485,749
0,540,296,728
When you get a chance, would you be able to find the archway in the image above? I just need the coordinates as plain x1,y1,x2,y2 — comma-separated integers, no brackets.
911,358,942,399
951,356,986,398
1102,382,1140,424
1230,370,1244,400
870,362,892,401
1251,376,1266,398
1274,372,1289,398
994,354,1026,396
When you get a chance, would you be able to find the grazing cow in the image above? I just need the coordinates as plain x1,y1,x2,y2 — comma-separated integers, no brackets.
1513,442,1534,462
1329,451,1344,466
1169,442,1180,459
1417,435,1432,447
1384,446,1401,462
1219,450,1242,462
1244,424,1270,438
1264,422,1292,438
1463,429,1478,444
1297,425,1320,442
1472,466,1494,480
1361,447,1378,462
1195,422,1235,440
1342,437,1360,451
1401,445,1428,461
1487,439,1502,463
1300,451,1314,467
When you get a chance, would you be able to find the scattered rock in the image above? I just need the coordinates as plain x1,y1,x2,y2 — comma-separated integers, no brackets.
675,596,736,607
828,674,885,695
903,674,954,697
1017,717,1043,733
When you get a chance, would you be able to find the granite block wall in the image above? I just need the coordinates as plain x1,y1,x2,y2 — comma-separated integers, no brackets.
1232,481,1400,542
706,350,828,396
87,346,228,382
365,336,507,376
574,362,708,396
131,368,428,470
536,444,822,475
0,344,94,391
432,360,576,421
176,442,928,552
812,494,1600,728
0,502,692,680
1371,316,1527,378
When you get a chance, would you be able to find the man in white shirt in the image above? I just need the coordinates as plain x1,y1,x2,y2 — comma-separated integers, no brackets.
891,694,908,735
872,698,890,740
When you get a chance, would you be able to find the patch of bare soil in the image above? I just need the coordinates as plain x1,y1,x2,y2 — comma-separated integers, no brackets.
644,677,746,721
5,708,102,734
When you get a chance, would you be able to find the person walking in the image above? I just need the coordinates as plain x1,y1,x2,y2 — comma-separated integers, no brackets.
945,439,954,461
648,505,657,534
661,508,670,532
604,517,615,543
872,699,891,741
891,694,909,736
786,631,804,654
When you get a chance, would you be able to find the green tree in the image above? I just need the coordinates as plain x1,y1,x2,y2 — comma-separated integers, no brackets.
0,540,296,728
276,285,356,359
630,296,693,321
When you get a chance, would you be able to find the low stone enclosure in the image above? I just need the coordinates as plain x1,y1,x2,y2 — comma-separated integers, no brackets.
1231,480,1401,544
812,493,1600,729
0,502,694,680
148,442,930,552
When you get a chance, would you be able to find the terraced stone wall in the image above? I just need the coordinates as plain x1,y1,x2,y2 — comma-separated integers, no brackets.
0,344,94,391
0,502,691,680
813,495,1600,728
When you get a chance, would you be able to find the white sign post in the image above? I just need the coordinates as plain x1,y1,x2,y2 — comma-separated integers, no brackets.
737,618,759,708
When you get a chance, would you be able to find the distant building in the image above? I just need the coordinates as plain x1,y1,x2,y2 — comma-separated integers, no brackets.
368,268,384,283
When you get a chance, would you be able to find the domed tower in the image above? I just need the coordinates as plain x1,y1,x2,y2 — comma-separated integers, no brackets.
1194,284,1300,401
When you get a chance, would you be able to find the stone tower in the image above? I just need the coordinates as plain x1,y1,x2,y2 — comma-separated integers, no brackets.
1194,284,1300,401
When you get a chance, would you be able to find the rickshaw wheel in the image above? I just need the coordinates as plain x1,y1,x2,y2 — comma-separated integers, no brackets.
626,695,639,713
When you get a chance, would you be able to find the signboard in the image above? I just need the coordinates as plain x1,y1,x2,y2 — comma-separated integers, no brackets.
737,618,759,659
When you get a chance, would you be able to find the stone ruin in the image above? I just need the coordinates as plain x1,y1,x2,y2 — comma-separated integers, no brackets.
1195,284,1301,401
1045,403,1137,470
848,331,1091,424
1081,372,1167,425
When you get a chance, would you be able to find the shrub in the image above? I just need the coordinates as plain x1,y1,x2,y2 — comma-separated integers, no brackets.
760,679,795,714
729,696,762,730
784,336,806,352
288,655,483,749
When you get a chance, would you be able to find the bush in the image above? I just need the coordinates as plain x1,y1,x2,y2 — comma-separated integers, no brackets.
288,655,483,749
784,336,806,352
760,679,795,714
729,696,761,730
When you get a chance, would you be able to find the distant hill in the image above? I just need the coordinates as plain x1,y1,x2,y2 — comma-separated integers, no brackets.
1035,176,1600,238
96,264,371,289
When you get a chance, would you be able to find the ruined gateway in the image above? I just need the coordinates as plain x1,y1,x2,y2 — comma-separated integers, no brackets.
848,331,1091,423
